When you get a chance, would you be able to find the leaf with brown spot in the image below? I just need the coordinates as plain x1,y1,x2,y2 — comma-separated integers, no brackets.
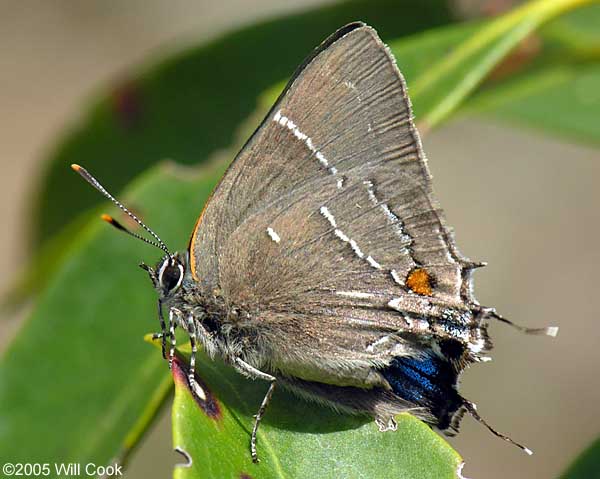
171,355,222,421
171,347,462,479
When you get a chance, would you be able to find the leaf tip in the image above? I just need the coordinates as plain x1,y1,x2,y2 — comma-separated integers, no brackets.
143,332,160,346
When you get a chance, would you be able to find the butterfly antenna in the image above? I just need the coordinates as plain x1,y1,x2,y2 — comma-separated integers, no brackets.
483,307,558,337
101,213,166,250
464,400,533,456
71,164,170,256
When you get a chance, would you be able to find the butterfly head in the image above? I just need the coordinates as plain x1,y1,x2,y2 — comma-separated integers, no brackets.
141,254,186,299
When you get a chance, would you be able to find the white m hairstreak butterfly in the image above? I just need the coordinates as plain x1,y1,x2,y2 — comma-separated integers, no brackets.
72,22,557,462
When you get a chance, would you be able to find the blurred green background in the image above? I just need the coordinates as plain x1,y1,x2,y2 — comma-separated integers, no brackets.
1,1,599,478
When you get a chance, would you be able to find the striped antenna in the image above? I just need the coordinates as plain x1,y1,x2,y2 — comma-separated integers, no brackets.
71,164,170,256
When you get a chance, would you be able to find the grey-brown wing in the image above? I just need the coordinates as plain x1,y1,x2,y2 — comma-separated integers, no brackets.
191,23,485,379
193,22,478,302
217,167,487,385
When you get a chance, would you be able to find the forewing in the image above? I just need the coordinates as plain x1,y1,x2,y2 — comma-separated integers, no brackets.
192,23,483,368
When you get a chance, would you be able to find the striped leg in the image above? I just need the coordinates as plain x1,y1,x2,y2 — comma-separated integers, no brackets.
234,358,277,463
250,381,276,463
186,315,198,393
152,299,168,359
168,308,177,369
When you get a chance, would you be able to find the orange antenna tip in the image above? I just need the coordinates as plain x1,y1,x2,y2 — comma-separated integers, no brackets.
71,164,81,172
101,213,129,234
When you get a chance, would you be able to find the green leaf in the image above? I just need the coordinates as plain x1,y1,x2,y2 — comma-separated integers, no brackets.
466,64,600,145
561,437,600,478
542,3,600,52
170,351,461,479
465,3,600,145
1,212,89,312
32,0,453,249
402,0,597,129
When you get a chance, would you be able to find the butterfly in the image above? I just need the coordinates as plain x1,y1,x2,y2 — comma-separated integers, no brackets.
73,21,557,462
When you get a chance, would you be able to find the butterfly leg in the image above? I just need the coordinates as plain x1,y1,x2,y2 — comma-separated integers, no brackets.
168,308,178,369
185,315,201,397
151,299,168,359
234,358,277,463
251,381,276,463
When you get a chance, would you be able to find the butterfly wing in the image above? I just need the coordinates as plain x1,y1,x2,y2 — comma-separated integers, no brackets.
193,22,481,317
190,23,486,425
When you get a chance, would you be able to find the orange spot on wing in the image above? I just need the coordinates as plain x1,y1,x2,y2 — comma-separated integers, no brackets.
406,268,433,296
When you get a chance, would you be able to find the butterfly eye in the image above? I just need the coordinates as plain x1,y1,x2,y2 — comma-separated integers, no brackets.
159,261,184,292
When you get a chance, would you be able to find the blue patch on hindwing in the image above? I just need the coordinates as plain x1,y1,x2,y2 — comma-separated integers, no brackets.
381,349,465,430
